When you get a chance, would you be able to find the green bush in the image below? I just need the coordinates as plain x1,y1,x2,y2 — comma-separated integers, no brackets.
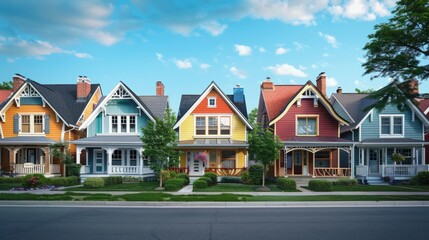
333,178,358,186
193,180,208,189
240,171,252,184
46,176,80,186
276,178,296,190
21,174,46,188
203,172,217,185
161,170,174,186
0,177,23,184
83,177,105,188
198,177,212,185
66,163,81,177
308,180,332,192
122,176,144,182
249,164,264,185
177,173,190,185
220,177,242,183
102,176,123,185
164,178,186,191
412,171,429,185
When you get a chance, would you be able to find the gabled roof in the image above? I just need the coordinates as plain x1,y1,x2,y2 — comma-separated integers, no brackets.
174,81,252,130
260,80,348,126
0,90,12,104
417,98,429,115
0,78,100,127
139,96,169,119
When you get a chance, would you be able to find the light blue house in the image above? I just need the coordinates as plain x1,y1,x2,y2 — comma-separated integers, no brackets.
72,81,168,179
331,83,429,183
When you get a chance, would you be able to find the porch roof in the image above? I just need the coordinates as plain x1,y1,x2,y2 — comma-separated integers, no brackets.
0,136,55,145
356,138,426,147
177,139,248,148
283,136,353,147
71,135,143,146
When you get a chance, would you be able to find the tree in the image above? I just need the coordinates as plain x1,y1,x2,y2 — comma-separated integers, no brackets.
355,88,375,94
248,125,283,190
50,142,81,177
0,81,12,90
362,0,429,105
141,107,179,190
248,108,258,127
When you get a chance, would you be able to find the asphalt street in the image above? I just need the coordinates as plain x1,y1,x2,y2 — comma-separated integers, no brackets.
0,206,428,240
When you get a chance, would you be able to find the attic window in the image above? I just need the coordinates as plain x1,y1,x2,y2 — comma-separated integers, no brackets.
208,97,216,108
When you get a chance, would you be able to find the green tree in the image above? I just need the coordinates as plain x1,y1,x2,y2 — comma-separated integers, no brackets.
141,107,179,190
0,81,13,90
355,88,375,94
248,125,283,190
362,0,429,105
248,108,258,127
50,142,81,177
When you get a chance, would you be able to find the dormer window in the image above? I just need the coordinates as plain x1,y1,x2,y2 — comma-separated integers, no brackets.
208,97,216,108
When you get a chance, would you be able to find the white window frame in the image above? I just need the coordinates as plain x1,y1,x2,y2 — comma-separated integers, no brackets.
194,114,232,137
18,113,45,135
208,97,217,108
379,114,404,138
109,115,138,134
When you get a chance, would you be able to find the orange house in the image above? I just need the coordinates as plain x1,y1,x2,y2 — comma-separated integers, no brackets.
0,74,101,176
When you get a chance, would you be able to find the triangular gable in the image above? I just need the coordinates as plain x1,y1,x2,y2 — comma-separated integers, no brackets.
173,82,252,130
0,81,71,126
270,81,349,126
79,82,156,130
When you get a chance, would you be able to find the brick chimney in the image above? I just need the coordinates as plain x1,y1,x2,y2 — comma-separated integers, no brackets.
336,87,342,94
77,76,91,101
316,72,326,97
13,73,26,92
408,79,419,96
261,76,274,90
156,81,164,96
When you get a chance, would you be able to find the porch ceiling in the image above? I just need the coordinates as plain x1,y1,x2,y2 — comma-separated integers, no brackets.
0,136,55,145
71,135,143,146
177,139,248,148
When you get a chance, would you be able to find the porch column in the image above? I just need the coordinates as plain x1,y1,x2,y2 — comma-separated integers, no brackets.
139,148,144,175
351,146,355,179
412,147,416,165
284,147,287,177
76,146,82,165
44,147,50,174
312,151,315,177
360,148,364,165
8,147,15,173
106,148,113,175
421,145,425,165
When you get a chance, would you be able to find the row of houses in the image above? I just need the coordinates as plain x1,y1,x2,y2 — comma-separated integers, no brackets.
0,73,428,183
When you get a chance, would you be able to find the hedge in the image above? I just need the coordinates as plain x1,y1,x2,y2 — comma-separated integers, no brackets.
46,176,80,186
83,178,105,188
308,180,332,192
193,180,208,189
177,173,190,185
101,176,123,185
241,171,252,185
333,178,358,186
249,164,264,185
220,177,242,183
198,177,212,185
0,177,23,184
66,163,81,177
165,178,187,191
203,172,217,185
411,171,429,185
276,178,296,190
21,174,46,188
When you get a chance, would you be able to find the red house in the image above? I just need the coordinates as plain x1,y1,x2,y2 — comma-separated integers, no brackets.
257,73,354,178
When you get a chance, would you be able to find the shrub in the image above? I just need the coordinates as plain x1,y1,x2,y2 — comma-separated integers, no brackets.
122,176,144,183
66,163,81,177
21,174,46,188
161,170,173,186
412,171,429,185
276,178,296,190
165,178,186,191
248,164,264,185
333,178,358,186
240,171,252,184
102,176,123,185
46,176,80,186
0,177,23,184
203,172,217,185
308,180,332,192
83,177,105,188
193,180,208,189
198,177,212,185
177,173,190,185
220,177,242,183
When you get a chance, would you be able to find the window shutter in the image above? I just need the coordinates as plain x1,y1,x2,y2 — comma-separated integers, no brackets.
13,114,19,134
44,115,50,134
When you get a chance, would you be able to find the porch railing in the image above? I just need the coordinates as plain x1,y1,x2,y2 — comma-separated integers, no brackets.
110,166,140,174
314,168,351,177
15,164,61,175
168,167,189,174
356,165,368,177
383,165,429,177
50,164,61,174
205,168,246,176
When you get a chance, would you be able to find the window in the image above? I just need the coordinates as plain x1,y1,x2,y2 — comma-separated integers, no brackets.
221,151,235,168
208,97,216,107
297,117,317,136
380,115,404,137
129,116,136,133
208,116,218,135
129,150,137,166
196,117,206,135
112,116,118,133
120,116,127,132
112,150,122,166
20,114,44,134
110,115,137,133
220,117,231,135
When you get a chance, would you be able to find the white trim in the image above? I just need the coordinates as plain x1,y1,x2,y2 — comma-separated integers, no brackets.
17,113,46,135
331,94,355,123
193,115,232,137
424,107,429,115
405,99,429,126
355,109,373,129
379,114,405,138
109,115,138,134
173,82,252,130
207,97,216,108
93,149,105,173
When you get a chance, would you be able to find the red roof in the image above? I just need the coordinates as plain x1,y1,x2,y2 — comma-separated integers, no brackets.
417,98,429,115
261,85,302,120
0,90,12,104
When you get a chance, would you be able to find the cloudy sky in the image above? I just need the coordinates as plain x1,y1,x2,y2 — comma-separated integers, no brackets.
0,0,409,112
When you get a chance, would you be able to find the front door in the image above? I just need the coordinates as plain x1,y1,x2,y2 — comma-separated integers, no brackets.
188,152,204,176
93,150,104,173
369,149,380,174
27,149,36,164
293,151,303,175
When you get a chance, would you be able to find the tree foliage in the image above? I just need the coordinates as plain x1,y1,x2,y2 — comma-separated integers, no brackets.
140,107,179,189
0,81,13,90
355,88,375,94
248,108,258,127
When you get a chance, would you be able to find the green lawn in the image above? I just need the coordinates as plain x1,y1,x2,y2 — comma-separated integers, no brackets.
331,184,429,192
193,183,299,192
65,182,162,192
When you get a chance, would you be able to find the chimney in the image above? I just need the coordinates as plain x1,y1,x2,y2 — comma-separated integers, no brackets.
13,73,26,92
336,87,342,94
261,76,274,90
77,76,91,101
316,72,326,97
408,79,419,96
233,84,244,103
156,81,164,96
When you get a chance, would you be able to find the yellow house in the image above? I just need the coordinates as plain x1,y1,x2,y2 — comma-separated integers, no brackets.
0,74,102,176
173,82,252,177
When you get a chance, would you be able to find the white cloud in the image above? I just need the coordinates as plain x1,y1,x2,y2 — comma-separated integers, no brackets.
354,80,362,86
299,65,307,70
234,44,252,56
200,21,228,36
259,47,266,53
230,66,246,79
319,32,340,48
266,63,308,77
329,0,392,21
311,64,318,69
327,77,338,87
294,41,307,51
200,63,210,70
175,59,192,69
275,47,289,55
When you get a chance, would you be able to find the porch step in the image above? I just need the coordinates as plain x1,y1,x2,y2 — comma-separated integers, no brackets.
365,176,386,185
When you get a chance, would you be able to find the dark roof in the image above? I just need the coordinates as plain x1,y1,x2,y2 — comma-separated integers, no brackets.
119,81,156,120
0,136,56,145
227,94,248,117
72,135,143,146
139,96,169,119
27,79,100,125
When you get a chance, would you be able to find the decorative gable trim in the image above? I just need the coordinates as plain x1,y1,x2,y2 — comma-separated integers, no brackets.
269,82,348,126
173,82,252,130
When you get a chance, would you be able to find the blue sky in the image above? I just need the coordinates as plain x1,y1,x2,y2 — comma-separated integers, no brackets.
0,0,414,113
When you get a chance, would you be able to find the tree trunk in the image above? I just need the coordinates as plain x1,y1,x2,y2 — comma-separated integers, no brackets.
262,168,266,187
159,170,163,188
